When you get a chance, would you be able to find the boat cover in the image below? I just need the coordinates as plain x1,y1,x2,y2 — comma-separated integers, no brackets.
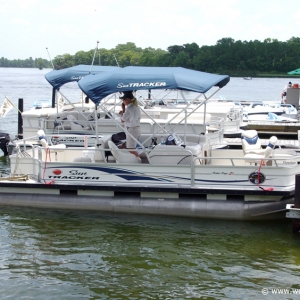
287,68,300,75
78,66,230,106
45,65,120,89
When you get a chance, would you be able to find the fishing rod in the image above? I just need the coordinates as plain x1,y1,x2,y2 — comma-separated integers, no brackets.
90,40,99,73
46,47,55,69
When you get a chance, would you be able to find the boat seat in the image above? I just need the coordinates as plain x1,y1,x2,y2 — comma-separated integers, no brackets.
148,144,200,165
93,136,115,162
54,123,71,130
94,138,107,162
108,141,141,164
67,115,90,130
70,122,89,130
244,136,277,164
241,130,265,155
37,130,66,151
66,115,77,122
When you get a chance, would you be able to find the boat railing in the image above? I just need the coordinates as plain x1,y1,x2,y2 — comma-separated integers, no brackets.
10,143,300,187
38,117,96,132
14,139,300,166
12,135,40,152
208,116,224,131
37,116,225,140
21,143,300,167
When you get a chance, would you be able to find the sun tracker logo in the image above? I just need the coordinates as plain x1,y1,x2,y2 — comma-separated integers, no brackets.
117,82,167,88
48,169,99,180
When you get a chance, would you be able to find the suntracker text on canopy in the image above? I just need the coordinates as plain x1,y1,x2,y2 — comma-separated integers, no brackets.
78,66,230,106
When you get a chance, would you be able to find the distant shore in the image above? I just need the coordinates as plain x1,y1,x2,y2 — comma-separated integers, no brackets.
231,73,300,78
1,67,300,79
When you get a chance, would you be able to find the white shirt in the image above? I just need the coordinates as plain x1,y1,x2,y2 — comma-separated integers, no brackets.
283,83,292,92
121,103,141,127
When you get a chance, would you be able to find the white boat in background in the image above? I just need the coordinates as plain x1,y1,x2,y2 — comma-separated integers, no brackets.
33,99,51,108
243,102,285,115
242,102,286,122
2,66,300,221
244,77,252,80
141,93,244,137
245,112,298,123
17,65,229,149
271,103,298,115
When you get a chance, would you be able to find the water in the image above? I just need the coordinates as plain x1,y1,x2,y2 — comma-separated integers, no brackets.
0,68,300,299
1,207,300,300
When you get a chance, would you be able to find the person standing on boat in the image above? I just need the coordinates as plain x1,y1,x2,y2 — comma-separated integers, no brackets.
119,91,141,157
281,81,292,103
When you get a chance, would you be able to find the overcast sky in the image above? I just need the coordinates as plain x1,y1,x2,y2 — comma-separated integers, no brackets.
1,0,299,60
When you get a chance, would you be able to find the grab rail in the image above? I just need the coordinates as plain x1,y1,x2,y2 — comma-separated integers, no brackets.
10,144,300,188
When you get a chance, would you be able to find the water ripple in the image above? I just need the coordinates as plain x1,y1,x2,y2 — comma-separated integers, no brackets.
0,206,299,299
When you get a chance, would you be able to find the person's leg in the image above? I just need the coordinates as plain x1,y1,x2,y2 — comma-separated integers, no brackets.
126,127,140,157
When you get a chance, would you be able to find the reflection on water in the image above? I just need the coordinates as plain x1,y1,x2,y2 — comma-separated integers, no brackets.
0,206,300,299
0,156,10,175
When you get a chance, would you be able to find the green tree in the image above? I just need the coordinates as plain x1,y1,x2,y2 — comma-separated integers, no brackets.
1,36,300,75
53,54,74,69
37,58,44,69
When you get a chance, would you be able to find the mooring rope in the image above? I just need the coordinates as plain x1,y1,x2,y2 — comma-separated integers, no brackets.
257,158,274,191
0,174,29,181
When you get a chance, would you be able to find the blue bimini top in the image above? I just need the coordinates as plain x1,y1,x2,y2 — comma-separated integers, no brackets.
45,65,120,89
78,66,230,106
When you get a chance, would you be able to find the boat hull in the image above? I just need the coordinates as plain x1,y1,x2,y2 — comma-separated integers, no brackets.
0,181,293,220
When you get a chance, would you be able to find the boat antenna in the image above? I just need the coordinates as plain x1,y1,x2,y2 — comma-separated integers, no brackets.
90,40,99,73
46,47,55,69
113,54,119,67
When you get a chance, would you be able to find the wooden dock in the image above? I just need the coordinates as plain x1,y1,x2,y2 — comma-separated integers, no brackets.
246,121,300,136
225,137,300,148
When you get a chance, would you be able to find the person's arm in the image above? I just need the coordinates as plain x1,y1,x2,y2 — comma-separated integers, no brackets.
121,105,130,123
119,103,125,116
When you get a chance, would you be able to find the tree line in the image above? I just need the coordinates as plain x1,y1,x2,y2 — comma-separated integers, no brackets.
0,57,49,70
1,37,300,76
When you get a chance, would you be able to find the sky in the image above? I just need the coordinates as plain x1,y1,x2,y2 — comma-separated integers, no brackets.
1,0,300,60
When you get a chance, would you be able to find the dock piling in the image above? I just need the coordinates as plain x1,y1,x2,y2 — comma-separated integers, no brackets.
17,98,23,139
293,174,300,233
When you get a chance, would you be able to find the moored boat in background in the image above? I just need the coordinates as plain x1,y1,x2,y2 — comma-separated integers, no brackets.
17,65,228,149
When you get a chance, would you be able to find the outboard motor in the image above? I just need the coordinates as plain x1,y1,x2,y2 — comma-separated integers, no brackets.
0,131,11,156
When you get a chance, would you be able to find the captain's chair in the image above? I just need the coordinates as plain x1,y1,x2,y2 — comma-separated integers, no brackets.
108,141,141,164
241,130,265,155
67,115,90,130
37,130,66,151
244,135,278,164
